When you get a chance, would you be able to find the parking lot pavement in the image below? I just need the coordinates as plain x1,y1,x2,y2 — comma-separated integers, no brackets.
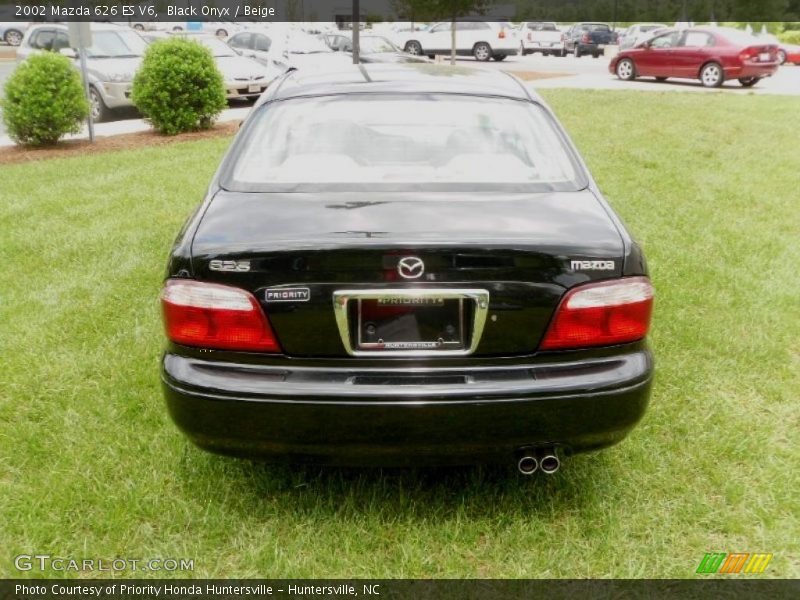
467,52,800,96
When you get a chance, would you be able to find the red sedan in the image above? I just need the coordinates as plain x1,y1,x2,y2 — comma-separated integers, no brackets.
609,27,780,87
778,43,800,65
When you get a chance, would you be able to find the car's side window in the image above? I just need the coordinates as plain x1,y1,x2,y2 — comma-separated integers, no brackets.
681,32,714,48
650,32,680,49
229,33,252,50
30,29,56,51
430,23,450,33
254,34,271,52
53,31,70,52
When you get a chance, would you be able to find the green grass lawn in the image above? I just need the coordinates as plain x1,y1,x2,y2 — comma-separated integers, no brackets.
1,90,798,579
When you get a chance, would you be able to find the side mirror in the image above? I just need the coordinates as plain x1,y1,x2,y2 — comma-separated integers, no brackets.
59,47,78,59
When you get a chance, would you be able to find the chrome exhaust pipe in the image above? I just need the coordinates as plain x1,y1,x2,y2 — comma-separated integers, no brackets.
537,447,560,474
517,452,538,475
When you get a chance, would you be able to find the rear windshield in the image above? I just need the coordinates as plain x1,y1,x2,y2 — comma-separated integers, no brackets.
581,24,611,32
223,94,584,193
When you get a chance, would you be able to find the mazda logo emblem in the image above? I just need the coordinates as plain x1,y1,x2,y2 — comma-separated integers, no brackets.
397,256,425,280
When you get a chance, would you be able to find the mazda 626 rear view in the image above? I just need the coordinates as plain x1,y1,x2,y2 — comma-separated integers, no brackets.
160,64,654,474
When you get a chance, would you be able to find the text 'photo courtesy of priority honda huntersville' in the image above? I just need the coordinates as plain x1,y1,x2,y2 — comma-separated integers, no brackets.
160,64,654,473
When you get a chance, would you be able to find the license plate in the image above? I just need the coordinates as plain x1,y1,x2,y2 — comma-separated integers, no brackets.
759,52,770,62
597,44,605,50
332,289,490,357
357,297,465,351
248,83,261,93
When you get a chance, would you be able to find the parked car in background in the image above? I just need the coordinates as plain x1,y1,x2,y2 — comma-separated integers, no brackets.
160,64,654,470
518,21,565,56
270,31,352,72
171,33,281,100
0,21,28,46
17,22,147,121
758,33,800,65
227,29,277,66
563,22,616,57
618,23,668,50
323,33,430,63
396,20,518,61
610,27,780,87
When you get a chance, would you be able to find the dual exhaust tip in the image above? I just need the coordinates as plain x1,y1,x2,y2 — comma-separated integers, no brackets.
517,447,560,475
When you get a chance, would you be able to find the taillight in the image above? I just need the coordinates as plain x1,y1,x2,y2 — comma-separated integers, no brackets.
527,32,532,41
540,277,654,351
499,28,506,39
161,279,280,352
581,33,591,43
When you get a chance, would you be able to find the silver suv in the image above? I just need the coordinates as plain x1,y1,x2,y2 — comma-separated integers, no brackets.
17,23,147,122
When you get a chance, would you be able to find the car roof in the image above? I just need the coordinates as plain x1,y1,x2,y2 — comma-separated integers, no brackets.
265,64,535,103
29,22,127,32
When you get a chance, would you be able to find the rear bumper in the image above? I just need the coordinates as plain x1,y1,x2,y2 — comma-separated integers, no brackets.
725,63,779,79
162,348,654,465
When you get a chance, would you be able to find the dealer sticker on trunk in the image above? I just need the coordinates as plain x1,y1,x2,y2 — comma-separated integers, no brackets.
265,287,311,302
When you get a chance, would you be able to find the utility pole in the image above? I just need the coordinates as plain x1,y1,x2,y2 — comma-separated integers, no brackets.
68,22,94,143
352,0,360,64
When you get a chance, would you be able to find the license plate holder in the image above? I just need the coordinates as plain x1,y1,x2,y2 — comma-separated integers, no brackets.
333,289,490,357
759,52,770,62
248,83,261,93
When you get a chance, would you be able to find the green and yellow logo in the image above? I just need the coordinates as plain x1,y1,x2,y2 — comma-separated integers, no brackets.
696,552,773,574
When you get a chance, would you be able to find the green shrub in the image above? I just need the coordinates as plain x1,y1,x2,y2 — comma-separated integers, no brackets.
0,52,89,146
131,37,226,135
778,30,800,45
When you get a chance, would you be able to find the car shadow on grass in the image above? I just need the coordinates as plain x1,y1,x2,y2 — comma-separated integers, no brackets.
174,445,623,521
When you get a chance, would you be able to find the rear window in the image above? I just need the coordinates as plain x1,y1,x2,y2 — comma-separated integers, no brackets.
582,24,611,32
223,94,584,193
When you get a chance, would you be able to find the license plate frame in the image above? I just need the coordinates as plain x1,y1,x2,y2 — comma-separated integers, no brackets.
759,52,770,62
248,83,261,93
333,288,490,357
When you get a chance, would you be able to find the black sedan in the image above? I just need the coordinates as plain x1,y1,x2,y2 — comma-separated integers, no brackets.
160,64,654,474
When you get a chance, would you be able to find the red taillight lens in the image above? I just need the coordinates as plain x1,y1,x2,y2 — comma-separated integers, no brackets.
161,279,280,352
540,277,654,351
499,28,506,39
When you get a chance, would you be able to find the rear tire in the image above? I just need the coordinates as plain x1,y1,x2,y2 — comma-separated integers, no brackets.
216,29,228,38
473,42,492,62
89,87,111,123
404,41,422,55
615,58,636,80
133,24,145,31
3,29,23,46
700,61,724,87
738,77,761,87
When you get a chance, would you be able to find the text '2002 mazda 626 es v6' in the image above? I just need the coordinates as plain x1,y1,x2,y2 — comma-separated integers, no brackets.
160,64,654,475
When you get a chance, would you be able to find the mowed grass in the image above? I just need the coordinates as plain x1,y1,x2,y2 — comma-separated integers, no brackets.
1,90,798,578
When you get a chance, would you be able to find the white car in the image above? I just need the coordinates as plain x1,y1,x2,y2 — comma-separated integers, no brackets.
179,34,282,100
17,23,147,121
618,23,668,50
395,20,518,61
518,21,565,56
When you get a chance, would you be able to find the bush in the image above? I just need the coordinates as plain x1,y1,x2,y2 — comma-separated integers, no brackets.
0,52,89,146
778,30,800,45
132,37,226,135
